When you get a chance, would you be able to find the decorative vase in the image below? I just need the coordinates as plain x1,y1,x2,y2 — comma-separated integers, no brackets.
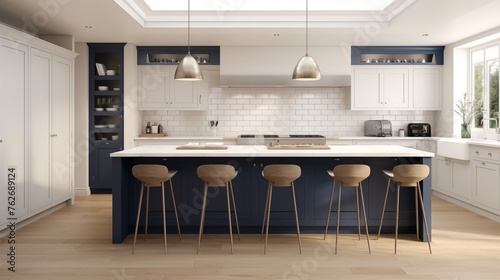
461,123,471,138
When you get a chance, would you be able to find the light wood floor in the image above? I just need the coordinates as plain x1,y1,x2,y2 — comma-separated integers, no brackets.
1,194,500,279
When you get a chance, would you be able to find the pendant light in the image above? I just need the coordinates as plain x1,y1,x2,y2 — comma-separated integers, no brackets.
292,0,321,80
175,0,203,80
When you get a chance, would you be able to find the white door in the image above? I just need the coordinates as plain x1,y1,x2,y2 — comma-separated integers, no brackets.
170,75,199,109
472,161,500,211
352,68,382,109
383,69,409,108
29,47,52,212
451,160,471,200
412,67,441,110
0,38,29,227
139,66,170,109
434,157,451,193
51,55,72,202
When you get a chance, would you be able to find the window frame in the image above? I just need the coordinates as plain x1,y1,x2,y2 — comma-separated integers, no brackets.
470,41,500,132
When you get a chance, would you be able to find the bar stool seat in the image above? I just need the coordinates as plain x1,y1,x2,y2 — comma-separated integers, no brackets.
197,164,240,254
324,164,371,254
261,164,302,254
131,164,181,254
377,164,432,254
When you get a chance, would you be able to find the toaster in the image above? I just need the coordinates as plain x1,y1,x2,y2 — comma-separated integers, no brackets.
407,123,431,137
364,120,392,137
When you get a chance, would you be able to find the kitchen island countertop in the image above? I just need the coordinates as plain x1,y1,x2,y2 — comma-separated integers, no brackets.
111,144,434,158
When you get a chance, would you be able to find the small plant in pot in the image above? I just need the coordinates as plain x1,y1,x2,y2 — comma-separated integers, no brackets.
454,93,482,138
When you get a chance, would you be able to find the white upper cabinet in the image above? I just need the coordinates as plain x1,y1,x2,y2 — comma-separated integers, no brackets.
138,65,209,110
351,67,409,109
350,65,441,110
412,66,442,110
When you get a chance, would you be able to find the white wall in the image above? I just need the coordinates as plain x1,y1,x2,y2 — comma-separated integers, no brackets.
74,42,90,196
123,43,142,149
142,87,435,137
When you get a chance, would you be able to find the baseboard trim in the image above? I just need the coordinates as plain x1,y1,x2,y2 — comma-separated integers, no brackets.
0,202,68,238
433,191,500,223
75,187,91,197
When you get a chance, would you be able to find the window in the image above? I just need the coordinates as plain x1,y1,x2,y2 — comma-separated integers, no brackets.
472,44,499,129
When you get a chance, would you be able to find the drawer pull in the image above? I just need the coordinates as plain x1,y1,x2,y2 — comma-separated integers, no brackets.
488,152,492,157
475,151,479,155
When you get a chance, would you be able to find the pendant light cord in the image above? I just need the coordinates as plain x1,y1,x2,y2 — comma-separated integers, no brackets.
187,0,191,55
305,0,309,55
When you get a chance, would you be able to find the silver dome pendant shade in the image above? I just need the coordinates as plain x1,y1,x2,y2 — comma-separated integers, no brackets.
175,53,203,80
292,0,321,80
175,0,203,81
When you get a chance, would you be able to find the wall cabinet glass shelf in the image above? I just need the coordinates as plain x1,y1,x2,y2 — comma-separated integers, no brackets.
137,46,220,65
351,46,445,65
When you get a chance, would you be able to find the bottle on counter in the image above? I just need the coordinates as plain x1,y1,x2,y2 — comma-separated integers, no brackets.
158,123,163,134
145,122,151,134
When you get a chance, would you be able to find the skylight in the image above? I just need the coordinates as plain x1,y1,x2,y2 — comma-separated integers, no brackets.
144,0,396,11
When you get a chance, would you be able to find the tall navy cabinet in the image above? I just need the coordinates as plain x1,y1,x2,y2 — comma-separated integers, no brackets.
88,43,125,193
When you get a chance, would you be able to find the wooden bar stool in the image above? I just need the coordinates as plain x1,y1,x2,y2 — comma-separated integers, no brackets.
131,164,181,254
261,164,302,254
197,164,240,254
324,164,371,254
377,164,432,254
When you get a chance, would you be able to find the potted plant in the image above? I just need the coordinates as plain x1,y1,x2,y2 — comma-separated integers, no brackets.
454,93,483,138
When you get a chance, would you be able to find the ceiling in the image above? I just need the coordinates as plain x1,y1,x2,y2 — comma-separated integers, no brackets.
0,0,499,47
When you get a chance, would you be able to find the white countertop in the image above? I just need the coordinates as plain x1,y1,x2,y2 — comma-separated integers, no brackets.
111,144,435,158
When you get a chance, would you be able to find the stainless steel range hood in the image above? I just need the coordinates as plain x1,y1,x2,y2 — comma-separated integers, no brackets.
220,46,351,88
220,75,350,88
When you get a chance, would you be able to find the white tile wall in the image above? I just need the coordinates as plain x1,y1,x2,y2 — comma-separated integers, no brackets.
143,87,435,137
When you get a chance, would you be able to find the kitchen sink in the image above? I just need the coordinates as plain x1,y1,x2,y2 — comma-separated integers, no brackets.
437,138,470,160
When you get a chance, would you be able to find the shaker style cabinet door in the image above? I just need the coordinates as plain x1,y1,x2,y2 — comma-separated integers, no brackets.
0,38,29,227
29,47,52,212
351,67,409,109
51,55,73,202
138,65,208,110
351,68,383,109
138,66,171,109
412,66,442,110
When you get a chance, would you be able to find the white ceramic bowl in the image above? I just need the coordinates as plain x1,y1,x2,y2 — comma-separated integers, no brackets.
95,108,104,111
106,70,116,75
111,135,119,140
97,86,108,91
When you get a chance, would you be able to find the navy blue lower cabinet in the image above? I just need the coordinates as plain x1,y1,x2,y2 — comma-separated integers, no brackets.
112,156,431,243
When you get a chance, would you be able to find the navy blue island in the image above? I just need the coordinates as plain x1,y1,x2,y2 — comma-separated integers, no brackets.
110,145,434,244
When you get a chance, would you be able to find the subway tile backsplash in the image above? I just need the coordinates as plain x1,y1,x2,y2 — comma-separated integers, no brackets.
143,87,435,137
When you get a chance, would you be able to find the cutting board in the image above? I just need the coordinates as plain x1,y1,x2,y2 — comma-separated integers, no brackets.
176,145,228,150
139,133,167,137
267,145,331,150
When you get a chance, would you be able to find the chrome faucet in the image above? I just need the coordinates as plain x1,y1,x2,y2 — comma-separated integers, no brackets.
481,118,499,134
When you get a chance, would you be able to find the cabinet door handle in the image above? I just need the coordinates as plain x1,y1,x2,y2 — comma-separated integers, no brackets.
0,139,2,143
475,151,479,155
199,94,202,104
488,152,492,157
